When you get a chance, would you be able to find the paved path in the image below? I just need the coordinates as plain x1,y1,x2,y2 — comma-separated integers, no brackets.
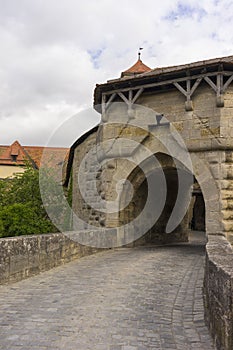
0,233,215,349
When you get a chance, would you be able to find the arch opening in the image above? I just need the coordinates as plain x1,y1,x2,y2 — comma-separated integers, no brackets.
189,181,206,232
119,153,206,246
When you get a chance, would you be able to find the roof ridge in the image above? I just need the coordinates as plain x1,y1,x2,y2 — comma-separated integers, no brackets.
144,54,233,76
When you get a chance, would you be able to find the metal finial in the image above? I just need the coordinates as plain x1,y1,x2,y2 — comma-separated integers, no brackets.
138,47,143,60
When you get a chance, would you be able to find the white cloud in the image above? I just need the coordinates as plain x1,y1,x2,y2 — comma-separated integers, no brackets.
0,0,232,146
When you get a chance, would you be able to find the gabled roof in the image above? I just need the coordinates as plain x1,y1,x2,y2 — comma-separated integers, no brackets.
0,140,69,171
121,59,152,78
0,141,27,166
24,145,69,170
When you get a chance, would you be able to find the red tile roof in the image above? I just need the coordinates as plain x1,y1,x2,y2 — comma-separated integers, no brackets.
0,141,26,166
0,141,69,170
121,59,152,77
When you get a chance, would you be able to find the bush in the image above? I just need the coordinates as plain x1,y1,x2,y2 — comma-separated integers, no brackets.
0,166,58,238
0,203,55,237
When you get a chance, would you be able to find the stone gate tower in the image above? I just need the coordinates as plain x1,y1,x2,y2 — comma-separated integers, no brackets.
65,55,233,248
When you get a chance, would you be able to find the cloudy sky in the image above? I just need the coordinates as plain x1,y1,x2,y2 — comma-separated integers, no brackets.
0,0,233,147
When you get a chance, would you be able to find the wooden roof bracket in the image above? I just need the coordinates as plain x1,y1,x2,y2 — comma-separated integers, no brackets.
204,73,226,107
101,93,116,122
173,77,202,111
101,88,144,122
101,67,233,121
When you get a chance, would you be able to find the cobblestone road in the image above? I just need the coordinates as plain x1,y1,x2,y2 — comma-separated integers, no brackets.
0,233,215,350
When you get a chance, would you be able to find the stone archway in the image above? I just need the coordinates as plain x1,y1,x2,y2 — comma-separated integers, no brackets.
118,153,194,245
116,152,217,246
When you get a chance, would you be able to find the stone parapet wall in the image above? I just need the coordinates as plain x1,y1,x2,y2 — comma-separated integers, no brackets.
0,233,103,285
204,235,233,350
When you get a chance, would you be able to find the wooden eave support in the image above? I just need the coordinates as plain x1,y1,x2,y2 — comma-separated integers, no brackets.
173,77,202,111
101,88,144,122
103,71,233,96
101,93,116,122
101,68,233,119
203,69,233,107
204,75,225,107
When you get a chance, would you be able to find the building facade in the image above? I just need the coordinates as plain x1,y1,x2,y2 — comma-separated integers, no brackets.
66,55,233,247
0,140,69,179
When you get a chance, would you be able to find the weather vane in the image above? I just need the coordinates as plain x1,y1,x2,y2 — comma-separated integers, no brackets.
138,47,143,60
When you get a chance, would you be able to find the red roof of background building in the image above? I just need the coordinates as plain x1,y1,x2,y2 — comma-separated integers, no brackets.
0,141,27,166
0,141,69,170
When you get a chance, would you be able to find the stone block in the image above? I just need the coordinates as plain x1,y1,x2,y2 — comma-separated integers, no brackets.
185,100,193,111
221,190,233,200
216,95,224,107
222,164,233,179
221,180,233,190
210,164,221,179
173,121,184,132
0,233,104,285
226,232,233,245
222,210,233,221
204,236,233,350
223,220,233,232
221,200,233,210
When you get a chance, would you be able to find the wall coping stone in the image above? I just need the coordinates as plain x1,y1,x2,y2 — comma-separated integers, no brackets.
0,232,105,285
204,235,233,350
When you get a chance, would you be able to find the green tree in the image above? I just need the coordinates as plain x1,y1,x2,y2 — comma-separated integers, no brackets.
0,203,55,237
0,166,58,237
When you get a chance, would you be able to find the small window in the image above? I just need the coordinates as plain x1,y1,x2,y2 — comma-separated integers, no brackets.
11,155,17,162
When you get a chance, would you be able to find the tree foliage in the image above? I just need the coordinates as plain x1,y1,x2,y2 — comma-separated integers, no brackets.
0,166,58,238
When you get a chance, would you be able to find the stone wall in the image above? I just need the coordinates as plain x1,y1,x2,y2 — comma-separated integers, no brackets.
204,235,233,350
0,233,103,285
72,131,106,229
71,79,233,246
138,83,222,149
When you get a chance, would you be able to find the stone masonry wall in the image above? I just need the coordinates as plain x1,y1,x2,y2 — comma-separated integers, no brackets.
204,235,233,350
138,83,221,150
221,150,233,244
72,131,106,229
72,77,233,246
0,233,102,285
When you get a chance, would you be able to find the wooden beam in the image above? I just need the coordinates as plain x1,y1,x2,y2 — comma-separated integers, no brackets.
106,93,116,110
186,80,191,101
101,94,107,122
128,89,133,104
223,75,233,92
217,74,223,97
102,94,106,110
174,78,202,100
117,92,130,106
105,71,229,95
103,71,233,101
204,76,217,92
132,88,144,104
174,80,194,110
173,82,187,97
190,77,202,96
223,71,233,76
